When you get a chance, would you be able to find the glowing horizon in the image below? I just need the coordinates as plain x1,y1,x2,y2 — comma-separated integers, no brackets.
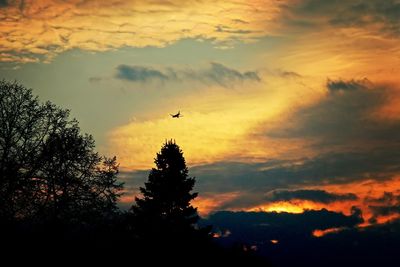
1,0,400,228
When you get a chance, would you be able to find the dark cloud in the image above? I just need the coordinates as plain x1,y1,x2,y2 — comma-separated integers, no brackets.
88,77,103,83
194,149,400,192
367,191,400,222
283,0,400,36
187,79,400,210
267,79,400,147
365,191,400,204
370,204,400,217
266,189,358,204
121,147,400,211
231,19,248,24
0,0,8,7
279,70,301,78
326,78,369,92
206,62,260,84
114,62,260,86
203,208,363,241
328,0,400,35
116,65,169,82
215,25,253,34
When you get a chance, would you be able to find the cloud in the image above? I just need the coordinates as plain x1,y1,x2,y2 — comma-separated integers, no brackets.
114,76,400,219
1,0,399,89
120,149,400,215
114,62,260,86
0,0,8,7
0,0,284,63
267,79,400,146
365,192,400,204
266,189,358,204
370,204,400,217
326,78,370,92
0,52,39,63
204,208,363,240
88,77,103,83
107,71,309,171
366,191,400,223
278,70,302,78
328,0,400,36
283,0,400,37
204,63,261,84
116,65,169,83
188,145,400,215
271,0,400,80
192,150,400,196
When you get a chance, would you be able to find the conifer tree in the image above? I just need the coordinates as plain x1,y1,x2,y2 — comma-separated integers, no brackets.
132,140,199,238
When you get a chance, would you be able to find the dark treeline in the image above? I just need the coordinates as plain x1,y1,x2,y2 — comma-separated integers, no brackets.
0,80,268,265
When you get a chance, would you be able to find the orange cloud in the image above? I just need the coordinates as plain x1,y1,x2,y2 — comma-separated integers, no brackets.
312,227,346,238
0,0,284,62
119,175,400,223
269,30,400,83
240,177,400,226
193,192,241,216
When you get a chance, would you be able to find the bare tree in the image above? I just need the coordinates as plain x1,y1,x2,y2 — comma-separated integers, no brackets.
0,80,123,224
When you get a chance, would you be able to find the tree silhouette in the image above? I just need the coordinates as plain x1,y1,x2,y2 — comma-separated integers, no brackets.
129,140,270,264
131,140,199,240
0,80,269,265
0,80,123,226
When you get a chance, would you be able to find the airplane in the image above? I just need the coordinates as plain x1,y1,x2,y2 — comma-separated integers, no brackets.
170,111,182,118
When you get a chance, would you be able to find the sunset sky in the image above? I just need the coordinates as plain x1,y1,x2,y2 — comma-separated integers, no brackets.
1,0,400,230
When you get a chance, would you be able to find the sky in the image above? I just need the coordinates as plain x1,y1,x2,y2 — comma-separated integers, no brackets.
1,0,400,236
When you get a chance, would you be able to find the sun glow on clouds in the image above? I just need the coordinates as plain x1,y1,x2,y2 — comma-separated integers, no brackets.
2,0,400,234
248,200,356,217
193,192,242,217
242,177,400,225
113,73,400,225
108,74,321,170
250,201,312,214
185,175,400,226
318,177,400,223
247,199,359,216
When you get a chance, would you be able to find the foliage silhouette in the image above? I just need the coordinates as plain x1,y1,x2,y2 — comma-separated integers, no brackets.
131,140,202,241
128,140,268,265
0,80,123,227
0,80,269,266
